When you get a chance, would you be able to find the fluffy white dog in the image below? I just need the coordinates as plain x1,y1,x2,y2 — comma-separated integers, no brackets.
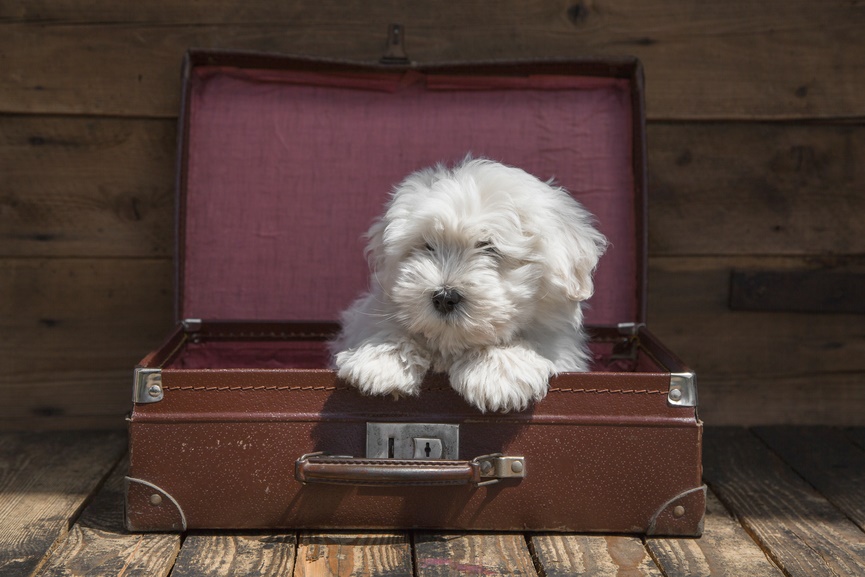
331,158,607,413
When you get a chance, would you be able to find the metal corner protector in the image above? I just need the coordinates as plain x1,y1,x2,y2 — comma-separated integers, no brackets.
133,367,163,404
668,372,697,407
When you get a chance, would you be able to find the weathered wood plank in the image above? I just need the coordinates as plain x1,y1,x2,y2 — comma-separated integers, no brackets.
5,118,865,259
753,426,865,532
34,455,180,577
414,533,537,577
0,258,173,426
0,115,175,258
0,431,126,577
293,532,412,577
531,534,661,577
693,373,865,426
703,428,865,577
0,0,555,24
1,1,864,119
647,122,865,256
171,533,296,577
729,270,865,314
649,256,865,379
647,489,784,577
847,428,865,452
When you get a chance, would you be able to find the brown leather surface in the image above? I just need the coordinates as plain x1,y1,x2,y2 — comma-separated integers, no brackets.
128,329,703,534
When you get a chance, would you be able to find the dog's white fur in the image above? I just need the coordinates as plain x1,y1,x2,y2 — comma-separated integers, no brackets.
331,158,607,413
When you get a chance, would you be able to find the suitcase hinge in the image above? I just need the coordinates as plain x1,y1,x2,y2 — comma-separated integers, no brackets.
183,318,202,343
617,322,646,336
668,372,697,407
182,318,202,332
473,454,527,487
380,24,411,66
612,322,645,360
133,367,163,404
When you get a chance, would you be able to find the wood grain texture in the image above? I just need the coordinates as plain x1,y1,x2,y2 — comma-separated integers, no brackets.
0,431,126,577
647,490,784,577
293,532,412,577
703,428,865,577
848,428,865,452
0,115,175,258
647,123,865,256
1,1,864,119
34,456,180,577
729,270,865,313
692,373,865,426
649,256,865,379
531,534,661,577
172,533,296,577
0,258,173,426
414,533,537,577
753,427,865,532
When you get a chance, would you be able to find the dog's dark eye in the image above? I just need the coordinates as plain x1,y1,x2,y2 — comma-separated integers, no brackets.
425,243,435,252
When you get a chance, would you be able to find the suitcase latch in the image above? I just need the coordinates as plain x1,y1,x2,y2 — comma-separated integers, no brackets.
366,423,458,460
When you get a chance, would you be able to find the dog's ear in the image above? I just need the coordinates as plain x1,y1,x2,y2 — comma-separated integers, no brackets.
364,166,441,277
533,188,607,302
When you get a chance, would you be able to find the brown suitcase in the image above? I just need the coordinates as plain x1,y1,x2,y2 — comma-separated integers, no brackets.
126,36,704,535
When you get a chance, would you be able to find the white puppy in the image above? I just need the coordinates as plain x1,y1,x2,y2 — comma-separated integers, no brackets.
331,158,606,413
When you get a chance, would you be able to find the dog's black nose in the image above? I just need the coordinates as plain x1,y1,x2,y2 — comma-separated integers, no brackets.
432,288,462,314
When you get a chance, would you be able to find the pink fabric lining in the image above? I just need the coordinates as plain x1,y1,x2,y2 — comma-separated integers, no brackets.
167,339,662,373
181,66,639,324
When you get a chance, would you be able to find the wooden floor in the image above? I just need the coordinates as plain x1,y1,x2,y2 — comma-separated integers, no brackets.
2,427,864,577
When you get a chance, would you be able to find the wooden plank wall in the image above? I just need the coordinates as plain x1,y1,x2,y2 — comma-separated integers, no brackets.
2,1,863,429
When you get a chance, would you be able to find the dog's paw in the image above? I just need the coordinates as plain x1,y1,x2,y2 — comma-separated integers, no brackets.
449,345,555,413
335,340,430,399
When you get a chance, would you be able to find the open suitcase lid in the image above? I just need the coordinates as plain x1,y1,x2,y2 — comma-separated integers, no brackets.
176,46,648,326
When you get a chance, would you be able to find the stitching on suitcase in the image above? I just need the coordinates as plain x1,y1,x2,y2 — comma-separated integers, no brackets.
164,385,350,392
550,387,667,395
199,331,332,340
163,385,668,394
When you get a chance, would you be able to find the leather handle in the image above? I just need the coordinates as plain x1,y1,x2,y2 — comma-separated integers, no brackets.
295,454,481,486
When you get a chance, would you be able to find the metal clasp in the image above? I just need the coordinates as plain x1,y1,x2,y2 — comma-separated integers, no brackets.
380,24,410,65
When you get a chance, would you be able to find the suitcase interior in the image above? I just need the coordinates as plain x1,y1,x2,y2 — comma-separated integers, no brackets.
175,52,645,326
151,322,667,374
